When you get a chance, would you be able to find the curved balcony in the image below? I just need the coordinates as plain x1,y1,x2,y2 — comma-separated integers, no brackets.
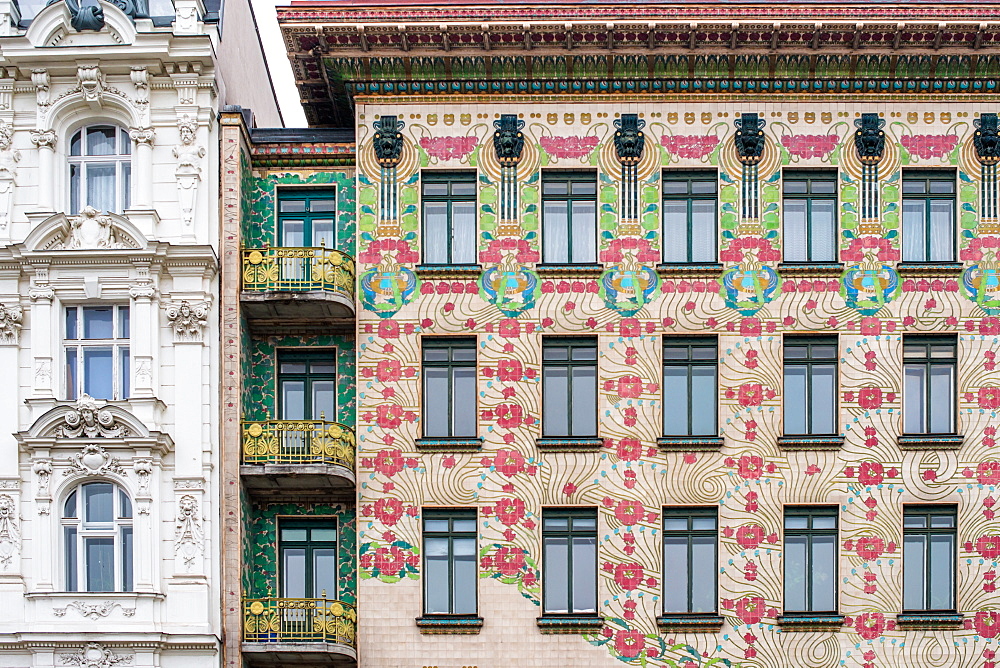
241,247,356,329
240,420,356,493
242,597,357,667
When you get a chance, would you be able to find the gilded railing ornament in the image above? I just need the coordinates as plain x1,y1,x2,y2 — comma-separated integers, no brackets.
241,247,355,299
242,597,357,646
241,419,356,468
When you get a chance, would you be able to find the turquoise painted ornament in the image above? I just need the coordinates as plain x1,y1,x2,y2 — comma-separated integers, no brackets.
962,260,1000,315
479,254,540,317
360,261,418,318
599,257,658,317
840,253,900,316
721,259,779,316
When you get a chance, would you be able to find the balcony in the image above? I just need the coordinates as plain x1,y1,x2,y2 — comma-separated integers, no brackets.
240,420,356,494
242,598,357,667
241,247,356,330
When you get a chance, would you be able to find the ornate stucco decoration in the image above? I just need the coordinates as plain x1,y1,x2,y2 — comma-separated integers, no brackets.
32,460,52,508
734,112,766,164
49,0,106,32
372,115,404,167
59,644,133,668
65,444,127,477
174,494,204,570
53,207,140,249
173,116,204,228
0,494,20,570
53,600,136,619
57,394,129,438
0,120,20,234
613,114,645,164
30,129,56,150
164,299,210,342
492,114,525,165
0,303,22,345
76,64,105,104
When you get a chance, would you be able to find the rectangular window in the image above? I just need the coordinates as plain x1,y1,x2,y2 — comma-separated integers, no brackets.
278,189,337,249
903,336,957,435
542,509,597,615
279,519,338,599
903,506,956,612
662,171,717,263
663,337,717,436
662,508,717,614
783,507,838,614
422,338,477,438
542,338,597,437
783,336,838,435
65,305,130,401
782,170,837,263
423,509,477,616
542,171,597,264
902,170,956,262
278,350,337,421
422,172,477,265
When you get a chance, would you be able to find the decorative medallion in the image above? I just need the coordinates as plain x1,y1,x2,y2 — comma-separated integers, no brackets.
734,113,766,164
599,257,658,317
613,114,645,164
963,259,1000,315
372,116,405,168
841,254,901,316
974,114,1000,165
854,113,886,164
492,114,525,165
57,394,129,438
479,256,540,317
65,443,127,477
721,258,779,316
359,260,418,318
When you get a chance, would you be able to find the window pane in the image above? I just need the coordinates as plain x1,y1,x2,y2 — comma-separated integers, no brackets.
66,348,78,400
543,202,569,263
83,307,114,339
784,365,807,434
281,219,305,247
690,367,717,436
423,368,450,437
87,127,117,155
282,528,308,542
281,380,306,421
70,130,82,156
930,179,955,194
283,548,306,598
86,163,117,213
453,537,477,615
452,367,476,437
543,536,569,613
811,534,837,611
662,535,689,613
85,537,115,592
903,534,926,610
119,489,132,519
424,538,450,614
121,526,133,591
663,367,689,436
662,201,689,262
279,198,307,213
929,534,954,610
310,198,337,212
64,491,78,518
783,199,807,262
119,307,130,338
903,199,927,262
314,548,337,598
690,200,716,263
66,307,79,339
543,366,569,436
571,200,596,263
451,181,476,197
452,202,477,265
690,535,716,613
423,202,449,264
929,365,954,433
572,536,597,613
810,364,836,435
313,219,335,249
784,535,807,611
929,200,954,261
452,518,476,533
312,380,336,421
119,348,129,399
122,162,131,210
83,483,113,524
65,527,78,591
570,366,596,436
811,199,836,262
904,365,926,433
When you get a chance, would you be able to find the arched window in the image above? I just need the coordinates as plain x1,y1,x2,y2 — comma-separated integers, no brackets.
62,481,133,592
69,125,132,214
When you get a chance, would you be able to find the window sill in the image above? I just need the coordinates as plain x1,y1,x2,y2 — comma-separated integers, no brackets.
535,437,604,451
897,262,962,277
415,615,484,634
415,437,483,452
656,615,724,632
896,613,963,630
777,435,844,451
776,262,844,275
656,262,723,276
535,264,604,278
897,434,964,450
536,614,603,634
415,264,481,279
777,614,845,631
657,436,724,451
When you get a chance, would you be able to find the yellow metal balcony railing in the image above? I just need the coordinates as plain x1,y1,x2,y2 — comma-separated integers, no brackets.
241,420,356,468
242,247,355,298
243,598,357,645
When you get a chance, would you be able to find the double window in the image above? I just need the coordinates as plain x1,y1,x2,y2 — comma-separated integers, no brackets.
422,172,477,265
903,506,956,612
422,338,477,439
783,508,837,615
662,171,717,264
902,171,956,263
278,350,336,422
542,172,597,265
542,509,597,615
65,305,130,401
423,509,477,616
69,125,131,214
782,170,837,263
783,336,837,436
662,338,717,437
63,482,133,592
542,338,597,438
280,519,338,599
278,190,337,249
903,336,956,435
662,508,717,615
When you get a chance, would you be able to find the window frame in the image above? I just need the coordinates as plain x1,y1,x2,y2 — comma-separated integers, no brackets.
782,506,839,615
68,124,132,215
421,171,478,266
902,505,957,613
422,508,478,616
421,337,478,439
276,188,338,249
781,169,838,263
541,337,598,438
276,348,338,422
662,337,718,437
661,170,718,264
62,481,133,593
541,507,598,615
278,517,339,600
902,335,957,435
541,170,598,265
901,169,957,263
783,335,839,436
661,507,718,615
64,304,130,402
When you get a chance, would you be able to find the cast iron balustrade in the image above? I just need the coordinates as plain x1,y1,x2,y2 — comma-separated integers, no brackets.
242,597,357,666
240,420,356,493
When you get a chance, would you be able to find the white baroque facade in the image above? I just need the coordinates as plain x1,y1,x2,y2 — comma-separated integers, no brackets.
0,0,277,666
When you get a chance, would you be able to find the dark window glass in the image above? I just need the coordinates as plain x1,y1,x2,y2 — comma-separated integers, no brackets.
279,519,338,599
277,349,337,422
783,170,837,262
542,338,597,437
784,336,838,435
278,189,337,249
662,508,717,614
903,337,956,434
422,172,477,265
903,506,956,612
784,507,838,614
423,509,477,615
902,171,955,262
543,172,597,264
663,338,717,436
422,339,477,438
662,171,717,263
542,509,597,614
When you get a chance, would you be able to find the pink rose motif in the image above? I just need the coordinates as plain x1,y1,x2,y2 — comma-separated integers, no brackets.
981,387,1000,410
900,134,958,160
616,438,643,462
373,497,405,526
737,383,765,407
978,535,1000,560
780,134,839,159
975,611,1000,638
496,358,524,383
614,629,646,659
738,455,765,480
614,500,645,526
855,536,886,561
493,498,525,526
375,404,404,430
419,136,478,161
660,134,720,159
372,449,405,477
495,403,526,429
374,359,403,383
855,612,886,640
539,135,600,159
373,546,406,575
735,596,765,625
491,546,526,577
979,461,1000,485
858,386,884,410
490,449,527,477
858,461,885,486
614,562,645,590
617,375,644,399
736,524,765,550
